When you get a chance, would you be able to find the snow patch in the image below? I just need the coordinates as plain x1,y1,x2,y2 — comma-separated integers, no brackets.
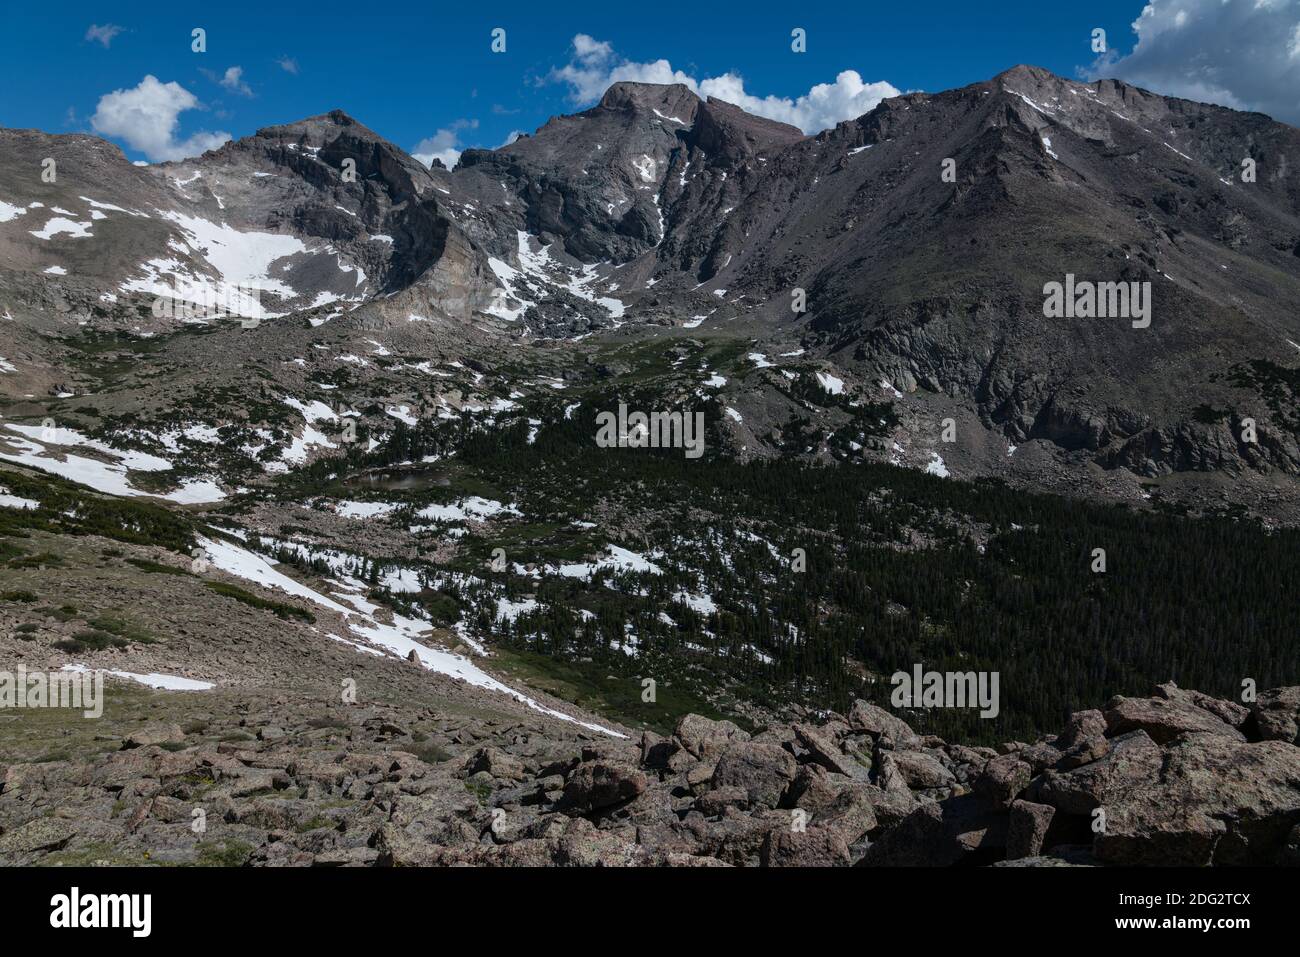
30,217,93,240
62,664,214,691
815,371,844,394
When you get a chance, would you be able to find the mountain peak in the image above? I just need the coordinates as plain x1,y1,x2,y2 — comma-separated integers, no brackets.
321,108,360,126
255,109,375,141
599,80,697,105
597,81,702,122
994,64,1057,84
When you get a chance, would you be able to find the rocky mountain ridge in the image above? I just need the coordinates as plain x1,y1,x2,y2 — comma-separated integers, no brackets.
2,65,1298,517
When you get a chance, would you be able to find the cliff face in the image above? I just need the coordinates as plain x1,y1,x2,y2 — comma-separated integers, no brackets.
4,66,1299,503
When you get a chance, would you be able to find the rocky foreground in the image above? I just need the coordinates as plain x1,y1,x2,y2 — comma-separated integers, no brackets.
2,681,1298,867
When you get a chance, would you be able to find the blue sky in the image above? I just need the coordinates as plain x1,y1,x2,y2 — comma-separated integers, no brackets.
1,1,1296,165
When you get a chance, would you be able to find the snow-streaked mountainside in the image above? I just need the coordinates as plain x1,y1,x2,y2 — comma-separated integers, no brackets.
1,68,1299,869
3,66,1298,516
2,63,1300,868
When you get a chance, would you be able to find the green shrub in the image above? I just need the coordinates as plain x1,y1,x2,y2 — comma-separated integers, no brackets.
55,629,127,653
412,742,452,764
203,581,315,623
126,558,191,576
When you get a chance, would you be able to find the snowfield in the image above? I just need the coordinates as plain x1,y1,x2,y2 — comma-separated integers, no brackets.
0,422,226,504
414,496,521,523
195,535,622,736
0,485,39,510
62,664,215,691
815,371,845,395
925,453,951,478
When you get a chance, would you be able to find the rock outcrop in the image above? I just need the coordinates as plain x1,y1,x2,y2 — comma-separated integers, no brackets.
3,681,1295,867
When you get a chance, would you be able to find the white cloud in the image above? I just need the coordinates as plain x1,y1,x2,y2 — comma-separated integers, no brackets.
277,56,300,75
412,119,479,170
85,24,123,48
696,71,903,134
550,35,695,102
1088,0,1300,124
90,76,231,162
548,34,900,133
572,34,613,63
218,66,253,97
412,131,461,169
